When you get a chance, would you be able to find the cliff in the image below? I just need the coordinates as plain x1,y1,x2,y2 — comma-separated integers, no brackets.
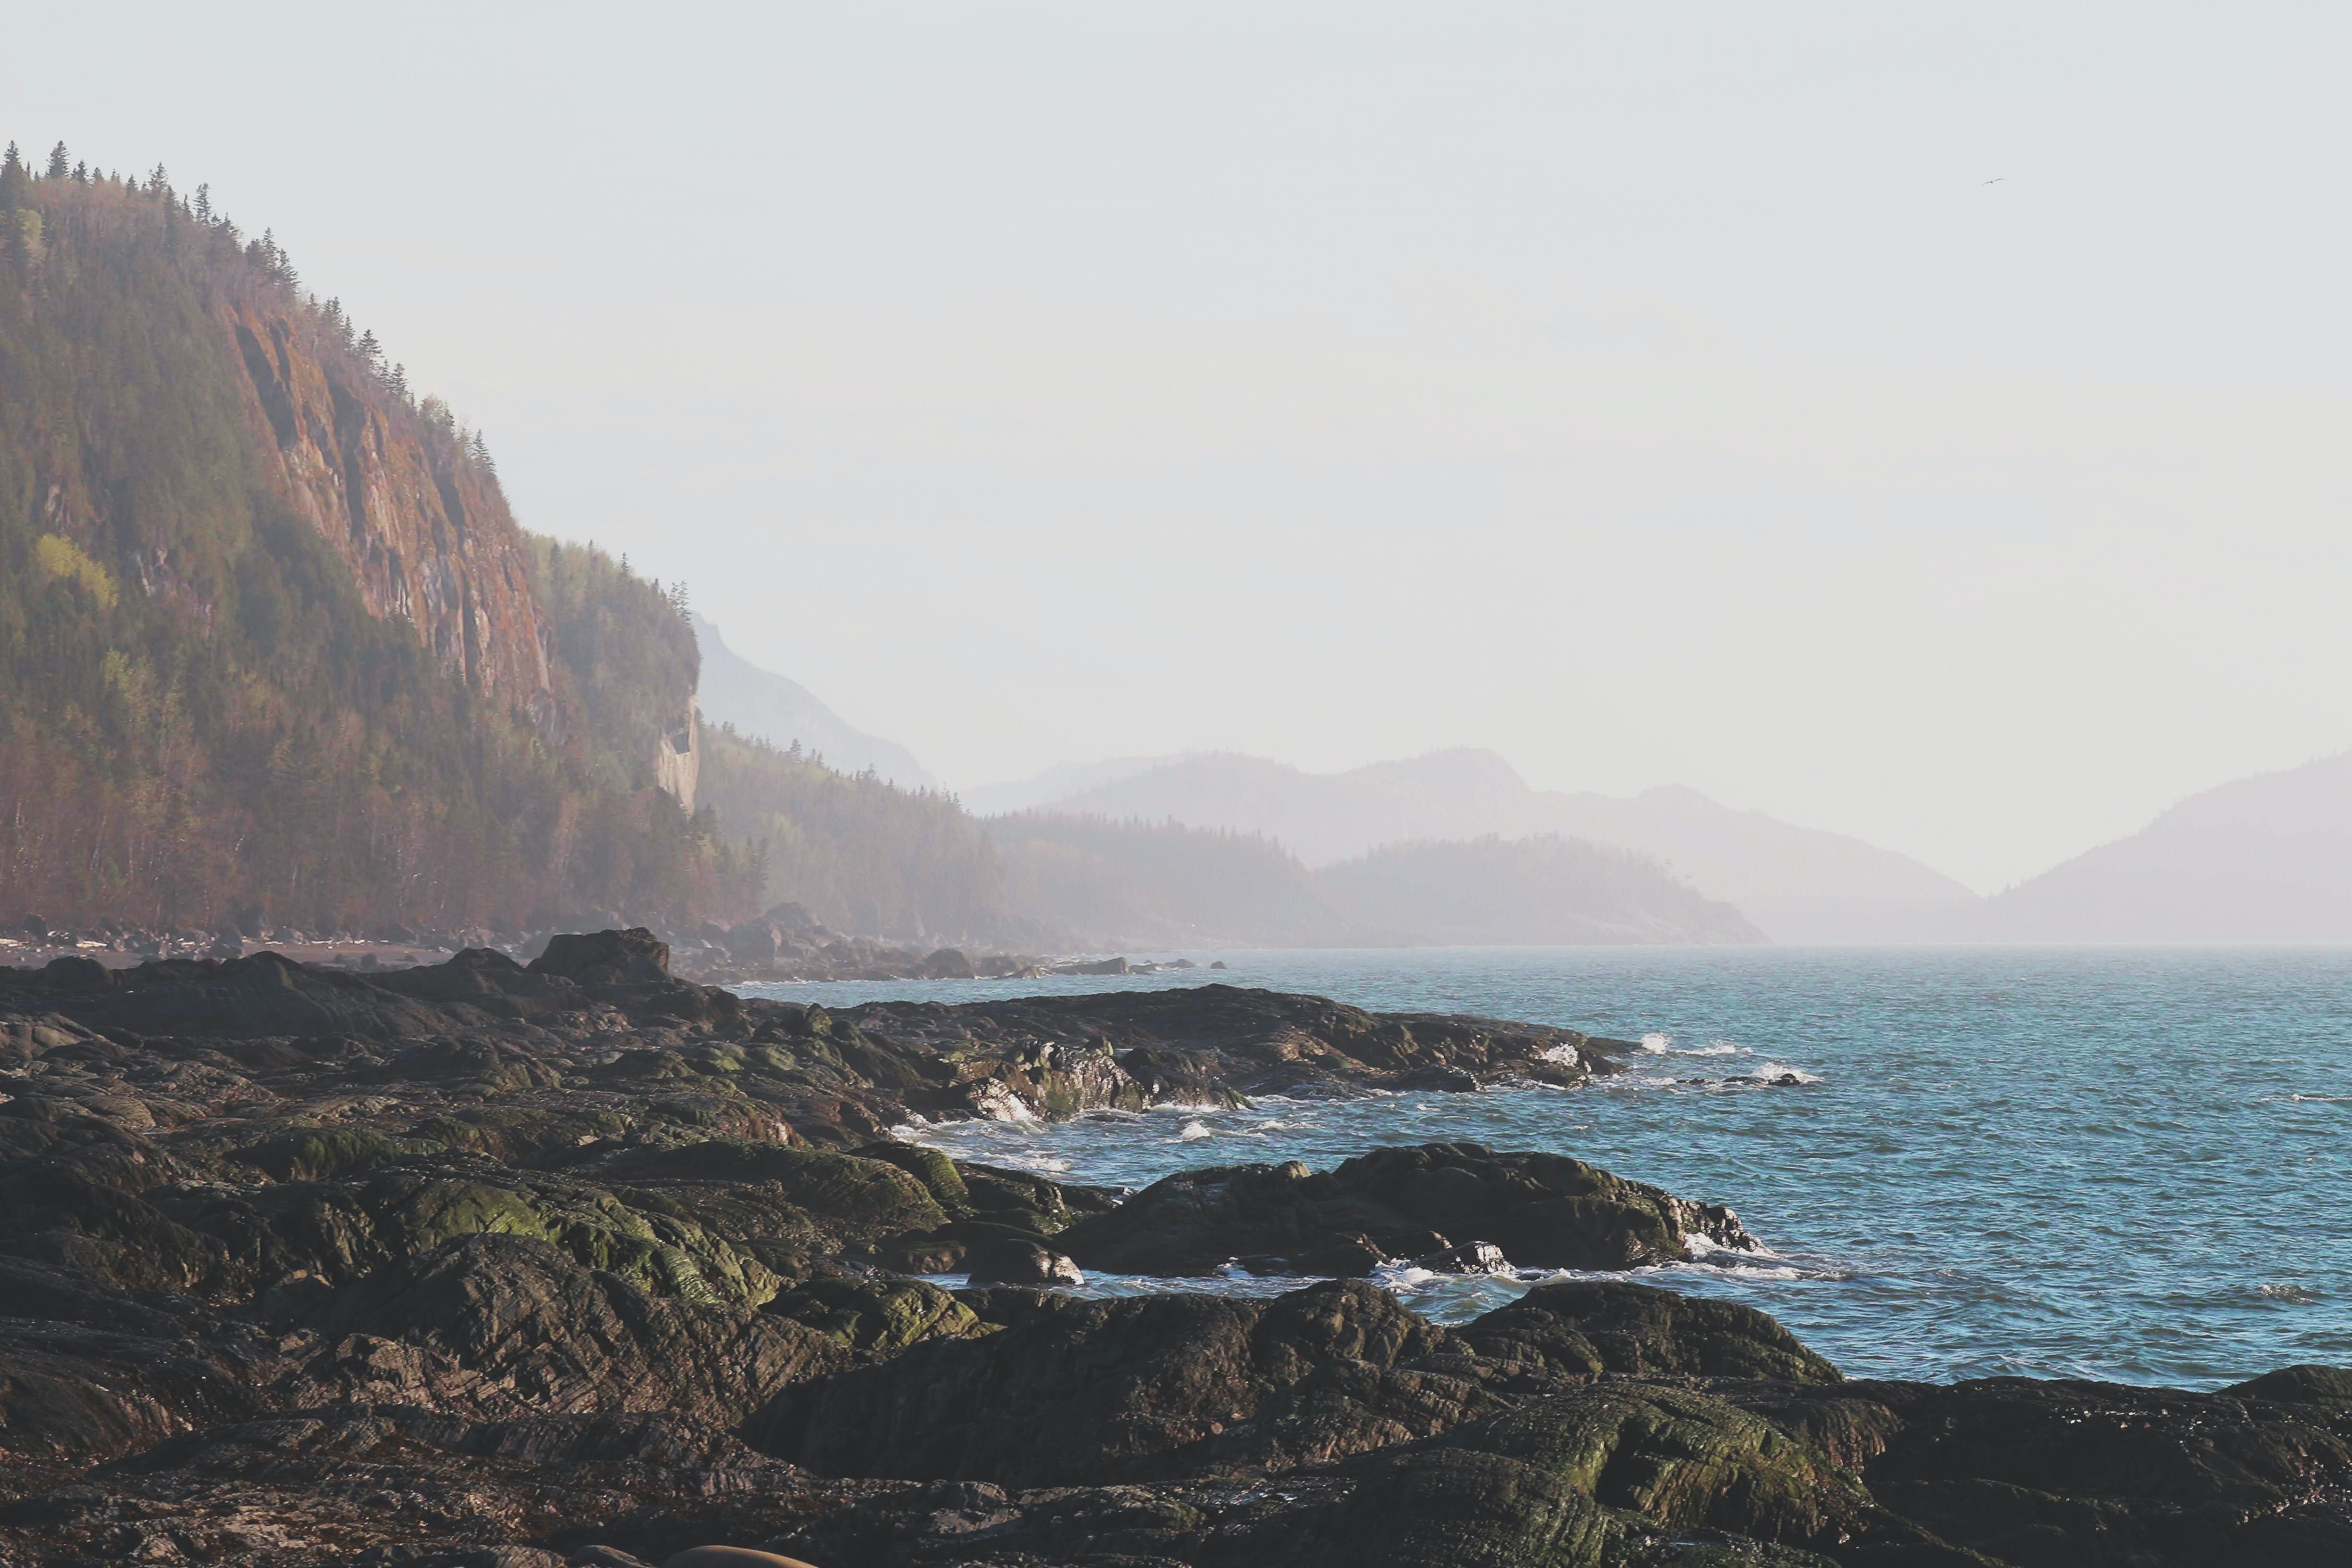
218,293,556,723
0,153,753,930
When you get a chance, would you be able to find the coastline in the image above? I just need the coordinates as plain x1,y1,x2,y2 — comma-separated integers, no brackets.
2,934,2347,1565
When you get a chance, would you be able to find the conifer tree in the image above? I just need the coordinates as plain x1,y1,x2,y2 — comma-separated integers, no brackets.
388,362,409,401
356,328,381,365
193,182,210,222
72,161,86,184
46,143,68,180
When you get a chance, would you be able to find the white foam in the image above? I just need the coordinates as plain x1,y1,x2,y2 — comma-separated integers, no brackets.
1639,1032,1673,1053
1177,1119,1213,1141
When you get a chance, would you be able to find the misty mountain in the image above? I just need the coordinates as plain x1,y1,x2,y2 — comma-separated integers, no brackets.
692,615,933,788
1323,835,1763,947
988,815,1365,948
961,754,1199,816
1975,751,2352,943
1015,748,1976,941
986,813,1760,949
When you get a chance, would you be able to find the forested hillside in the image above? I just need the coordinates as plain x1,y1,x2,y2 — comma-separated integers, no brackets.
696,724,1008,941
0,143,758,931
988,813,1369,947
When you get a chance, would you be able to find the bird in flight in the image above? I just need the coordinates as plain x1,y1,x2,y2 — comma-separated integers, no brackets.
1983,177,2004,184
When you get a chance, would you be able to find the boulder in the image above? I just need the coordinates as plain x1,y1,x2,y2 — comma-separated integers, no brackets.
529,928,672,986
726,923,782,967
1455,1280,1842,1384
962,1236,1083,1286
39,955,112,993
744,1279,1457,1485
920,947,977,979
1410,1240,1510,1274
1055,1143,1755,1277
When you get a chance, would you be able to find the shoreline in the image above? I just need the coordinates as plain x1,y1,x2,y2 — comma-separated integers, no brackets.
2,933,2346,1565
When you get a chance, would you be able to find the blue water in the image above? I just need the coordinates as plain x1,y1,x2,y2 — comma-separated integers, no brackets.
739,948,2352,1387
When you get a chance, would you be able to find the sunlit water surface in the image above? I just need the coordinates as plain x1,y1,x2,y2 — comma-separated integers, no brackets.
740,948,2352,1387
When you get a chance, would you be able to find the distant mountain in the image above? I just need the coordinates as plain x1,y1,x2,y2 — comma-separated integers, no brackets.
1015,749,1976,941
988,814,1366,948
1322,835,1763,947
691,616,934,789
1976,751,2352,942
985,813,1759,948
960,754,1199,816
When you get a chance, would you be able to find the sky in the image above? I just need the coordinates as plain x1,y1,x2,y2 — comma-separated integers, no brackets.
9,2,2351,892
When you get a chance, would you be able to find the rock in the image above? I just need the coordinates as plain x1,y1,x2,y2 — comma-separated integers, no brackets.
662,1550,822,1568
724,923,782,966
303,1233,852,1424
1389,1063,1480,1092
1055,1143,1754,1277
1410,1240,1510,1274
919,948,976,980
743,1279,1459,1485
1209,960,1228,969
529,928,672,985
962,1237,1084,1286
1455,1280,1842,1384
1051,956,1130,975
761,1276,994,1356
39,955,111,992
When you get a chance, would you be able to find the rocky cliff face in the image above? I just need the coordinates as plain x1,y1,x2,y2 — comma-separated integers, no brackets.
218,295,555,724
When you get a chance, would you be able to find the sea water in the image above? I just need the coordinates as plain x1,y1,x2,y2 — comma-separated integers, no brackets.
739,948,2352,1387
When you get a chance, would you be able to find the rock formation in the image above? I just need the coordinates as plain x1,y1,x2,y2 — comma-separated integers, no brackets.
1,941,2347,1565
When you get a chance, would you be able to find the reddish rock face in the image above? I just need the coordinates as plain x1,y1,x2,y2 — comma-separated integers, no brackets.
219,294,555,724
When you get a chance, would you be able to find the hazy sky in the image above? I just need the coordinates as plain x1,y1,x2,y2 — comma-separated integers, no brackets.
11,3,2351,891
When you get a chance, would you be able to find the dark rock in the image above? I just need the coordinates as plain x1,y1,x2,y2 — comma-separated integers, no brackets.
39,955,111,993
1410,1240,1510,1274
919,948,976,980
1053,957,1131,975
761,1276,994,1356
963,1237,1084,1286
744,1279,1457,1485
1388,1063,1480,1093
529,928,672,986
1455,1280,1842,1384
1055,1143,1754,1277
305,1233,851,1425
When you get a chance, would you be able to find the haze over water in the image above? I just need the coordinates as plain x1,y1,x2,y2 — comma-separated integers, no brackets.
745,948,2352,1387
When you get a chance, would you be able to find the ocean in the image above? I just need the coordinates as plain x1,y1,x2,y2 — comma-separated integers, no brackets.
739,947,2352,1388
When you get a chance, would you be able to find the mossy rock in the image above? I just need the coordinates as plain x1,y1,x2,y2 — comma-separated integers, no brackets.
409,1106,635,1165
598,1141,947,1240
763,1276,994,1356
876,1235,968,1274
853,1141,969,1209
229,1128,442,1182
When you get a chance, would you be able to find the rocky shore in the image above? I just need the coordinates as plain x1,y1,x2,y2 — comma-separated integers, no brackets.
2,932,2347,1566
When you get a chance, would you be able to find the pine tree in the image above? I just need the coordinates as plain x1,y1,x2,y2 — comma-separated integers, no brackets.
150,163,169,195
72,161,86,184
356,328,381,365
388,362,409,401
0,143,24,208
45,143,68,180
193,182,211,223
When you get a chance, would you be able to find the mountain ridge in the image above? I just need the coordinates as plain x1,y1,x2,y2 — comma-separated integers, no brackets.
991,747,1977,941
